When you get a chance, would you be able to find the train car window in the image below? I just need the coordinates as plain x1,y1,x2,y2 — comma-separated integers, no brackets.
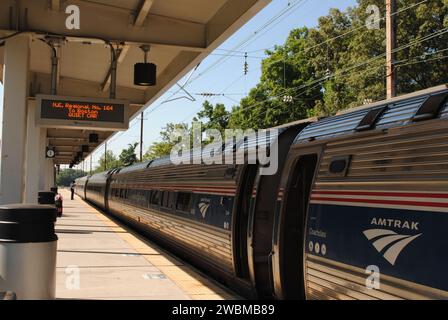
176,192,192,212
145,190,151,207
161,192,167,207
168,192,175,209
130,189,147,208
329,155,351,176
413,92,448,121
149,190,160,205
141,190,148,208
127,189,134,203
161,191,174,209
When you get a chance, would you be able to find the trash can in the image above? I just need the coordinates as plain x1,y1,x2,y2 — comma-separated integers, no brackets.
0,204,58,300
38,191,56,205
54,194,63,217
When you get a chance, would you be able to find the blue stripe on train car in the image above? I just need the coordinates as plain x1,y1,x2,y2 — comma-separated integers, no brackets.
305,203,448,292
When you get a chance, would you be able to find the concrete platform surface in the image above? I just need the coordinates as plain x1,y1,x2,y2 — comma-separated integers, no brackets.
55,189,239,300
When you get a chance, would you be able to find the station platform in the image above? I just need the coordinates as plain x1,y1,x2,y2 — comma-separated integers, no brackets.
55,189,239,300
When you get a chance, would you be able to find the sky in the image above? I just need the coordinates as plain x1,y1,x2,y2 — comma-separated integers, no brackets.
0,0,357,169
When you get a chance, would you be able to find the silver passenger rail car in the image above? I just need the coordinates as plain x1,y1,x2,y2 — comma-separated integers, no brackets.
74,175,89,200
105,122,312,298
85,169,119,210
273,84,448,300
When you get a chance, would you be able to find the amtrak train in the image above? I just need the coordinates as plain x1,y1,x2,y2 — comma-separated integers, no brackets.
75,85,448,300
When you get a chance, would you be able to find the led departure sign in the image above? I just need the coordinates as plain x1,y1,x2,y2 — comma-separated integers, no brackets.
41,99,124,122
36,95,130,131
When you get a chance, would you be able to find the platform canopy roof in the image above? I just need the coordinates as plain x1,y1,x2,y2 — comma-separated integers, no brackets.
0,0,270,165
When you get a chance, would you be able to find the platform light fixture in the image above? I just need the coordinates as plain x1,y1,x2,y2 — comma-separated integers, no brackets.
89,133,99,143
134,45,157,86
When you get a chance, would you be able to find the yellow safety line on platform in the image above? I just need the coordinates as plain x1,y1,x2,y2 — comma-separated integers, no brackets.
83,196,239,300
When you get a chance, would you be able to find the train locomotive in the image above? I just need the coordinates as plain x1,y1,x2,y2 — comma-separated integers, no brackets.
76,85,448,299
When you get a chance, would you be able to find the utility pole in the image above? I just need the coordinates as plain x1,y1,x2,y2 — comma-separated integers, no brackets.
386,0,397,99
90,155,92,175
104,141,107,170
140,111,144,162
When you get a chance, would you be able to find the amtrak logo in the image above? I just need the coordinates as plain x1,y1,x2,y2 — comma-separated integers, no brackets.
198,200,211,218
363,229,422,266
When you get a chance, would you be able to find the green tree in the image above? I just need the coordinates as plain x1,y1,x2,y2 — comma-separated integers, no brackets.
229,27,322,129
94,150,121,173
119,142,139,166
194,101,230,133
230,0,447,121
143,123,190,160
145,0,448,150
56,169,87,187
308,0,448,115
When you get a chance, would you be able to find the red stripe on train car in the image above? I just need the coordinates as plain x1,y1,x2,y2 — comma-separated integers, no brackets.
312,190,448,199
310,196,448,208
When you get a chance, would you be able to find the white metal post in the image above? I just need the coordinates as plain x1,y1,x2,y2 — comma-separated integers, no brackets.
24,100,42,203
0,35,31,204
38,128,48,191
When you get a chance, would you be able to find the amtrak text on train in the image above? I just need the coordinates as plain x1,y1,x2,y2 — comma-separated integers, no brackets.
370,218,419,231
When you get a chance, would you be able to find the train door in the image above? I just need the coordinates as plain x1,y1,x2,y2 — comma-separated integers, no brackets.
233,165,258,282
272,148,321,299
104,171,113,212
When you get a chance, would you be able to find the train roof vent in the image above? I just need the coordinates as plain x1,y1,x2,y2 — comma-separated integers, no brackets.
118,160,152,173
145,160,154,168
222,129,279,161
413,91,448,122
356,106,388,131
375,95,427,128
295,108,368,143
294,86,448,144
149,156,172,168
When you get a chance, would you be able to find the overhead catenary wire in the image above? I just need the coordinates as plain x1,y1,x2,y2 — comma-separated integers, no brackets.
181,73,249,123
91,48,446,171
251,0,432,71
98,1,443,164
92,62,202,160
113,0,433,134
148,24,448,141
258,47,448,119
395,53,448,68
185,0,429,88
135,0,431,133
211,28,448,122
186,0,310,85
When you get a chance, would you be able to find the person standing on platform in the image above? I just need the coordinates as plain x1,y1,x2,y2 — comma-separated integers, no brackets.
70,181,76,200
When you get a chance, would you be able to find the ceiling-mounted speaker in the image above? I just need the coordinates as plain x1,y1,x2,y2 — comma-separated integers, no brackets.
134,45,156,86
89,133,99,143
134,62,157,86
82,145,89,153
